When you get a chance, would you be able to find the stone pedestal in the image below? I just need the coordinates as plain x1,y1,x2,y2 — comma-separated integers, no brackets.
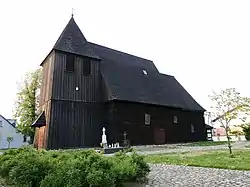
103,147,124,154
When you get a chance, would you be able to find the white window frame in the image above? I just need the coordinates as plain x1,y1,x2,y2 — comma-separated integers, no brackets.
173,116,178,124
142,70,148,75
145,113,150,125
191,124,195,133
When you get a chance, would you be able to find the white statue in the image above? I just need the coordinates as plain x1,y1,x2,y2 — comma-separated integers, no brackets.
102,127,107,148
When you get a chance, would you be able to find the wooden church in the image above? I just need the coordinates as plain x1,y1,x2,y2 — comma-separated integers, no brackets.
32,15,207,149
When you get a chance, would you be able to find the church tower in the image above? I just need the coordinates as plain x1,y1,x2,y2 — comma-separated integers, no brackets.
33,16,103,149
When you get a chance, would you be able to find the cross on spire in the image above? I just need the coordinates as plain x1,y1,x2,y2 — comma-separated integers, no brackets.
71,8,74,17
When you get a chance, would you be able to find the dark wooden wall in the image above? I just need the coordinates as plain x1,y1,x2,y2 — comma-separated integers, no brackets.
37,52,55,149
45,51,103,149
47,101,103,149
39,52,55,106
105,101,206,146
52,52,101,102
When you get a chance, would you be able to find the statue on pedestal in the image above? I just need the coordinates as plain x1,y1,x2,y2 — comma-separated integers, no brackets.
101,127,107,148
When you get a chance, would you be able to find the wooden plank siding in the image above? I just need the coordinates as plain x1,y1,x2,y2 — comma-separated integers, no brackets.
43,51,103,149
47,101,103,149
105,101,206,146
39,52,55,106
36,51,54,149
34,100,52,149
52,52,102,102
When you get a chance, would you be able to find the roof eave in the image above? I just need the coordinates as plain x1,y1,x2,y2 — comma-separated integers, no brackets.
109,99,205,112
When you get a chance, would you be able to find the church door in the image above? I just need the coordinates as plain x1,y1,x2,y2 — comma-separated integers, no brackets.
154,126,166,144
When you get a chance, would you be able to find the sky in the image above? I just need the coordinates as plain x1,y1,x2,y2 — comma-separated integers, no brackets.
1,0,250,119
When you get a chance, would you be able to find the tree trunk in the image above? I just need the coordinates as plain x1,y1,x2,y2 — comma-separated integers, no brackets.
225,128,232,155
8,142,10,149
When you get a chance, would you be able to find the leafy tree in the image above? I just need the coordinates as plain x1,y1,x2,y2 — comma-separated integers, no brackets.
209,88,250,155
6,136,13,149
13,68,42,143
229,129,244,140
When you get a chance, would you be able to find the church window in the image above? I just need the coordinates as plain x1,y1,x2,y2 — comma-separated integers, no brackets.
191,124,195,133
142,70,147,75
145,113,150,125
66,54,75,72
83,58,91,75
173,116,178,124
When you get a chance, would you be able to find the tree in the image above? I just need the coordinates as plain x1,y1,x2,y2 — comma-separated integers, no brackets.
229,129,244,140
14,68,42,143
209,88,250,155
6,136,13,149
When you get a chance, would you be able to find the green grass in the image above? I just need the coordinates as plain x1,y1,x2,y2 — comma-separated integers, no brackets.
145,150,250,170
183,141,229,146
0,149,8,153
0,148,17,153
246,145,250,148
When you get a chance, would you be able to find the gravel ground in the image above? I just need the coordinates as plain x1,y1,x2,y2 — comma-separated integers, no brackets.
146,164,250,187
135,141,250,155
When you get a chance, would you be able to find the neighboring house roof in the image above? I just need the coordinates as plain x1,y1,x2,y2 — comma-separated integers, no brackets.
0,115,17,129
41,16,205,112
7,119,17,128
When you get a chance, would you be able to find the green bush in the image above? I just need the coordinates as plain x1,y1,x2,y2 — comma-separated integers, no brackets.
0,148,150,187
242,124,250,140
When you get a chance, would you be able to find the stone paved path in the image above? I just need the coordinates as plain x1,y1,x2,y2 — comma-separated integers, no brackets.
147,164,250,187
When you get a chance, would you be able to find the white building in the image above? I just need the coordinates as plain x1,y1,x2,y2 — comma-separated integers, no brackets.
0,115,28,149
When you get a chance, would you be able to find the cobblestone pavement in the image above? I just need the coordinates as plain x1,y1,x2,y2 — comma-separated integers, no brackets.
147,164,250,187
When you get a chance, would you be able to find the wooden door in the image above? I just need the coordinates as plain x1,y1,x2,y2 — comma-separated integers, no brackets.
154,127,166,144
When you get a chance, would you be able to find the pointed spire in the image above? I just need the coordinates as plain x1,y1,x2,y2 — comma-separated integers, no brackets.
53,16,100,59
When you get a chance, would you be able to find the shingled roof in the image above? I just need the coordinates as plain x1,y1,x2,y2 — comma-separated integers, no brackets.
99,62,205,111
44,16,205,112
53,16,99,60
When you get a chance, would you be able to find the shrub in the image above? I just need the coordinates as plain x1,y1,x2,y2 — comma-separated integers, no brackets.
9,154,53,187
40,158,89,187
0,147,150,187
242,123,250,140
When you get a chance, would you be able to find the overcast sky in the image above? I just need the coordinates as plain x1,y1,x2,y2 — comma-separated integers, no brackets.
0,0,250,119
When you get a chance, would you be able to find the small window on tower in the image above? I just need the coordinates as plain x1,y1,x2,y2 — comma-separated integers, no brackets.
82,58,91,75
0,121,2,127
66,54,75,72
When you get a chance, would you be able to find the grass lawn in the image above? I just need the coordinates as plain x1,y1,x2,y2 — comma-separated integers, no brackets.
145,150,250,170
0,149,8,153
246,145,250,148
183,141,229,146
0,148,17,153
